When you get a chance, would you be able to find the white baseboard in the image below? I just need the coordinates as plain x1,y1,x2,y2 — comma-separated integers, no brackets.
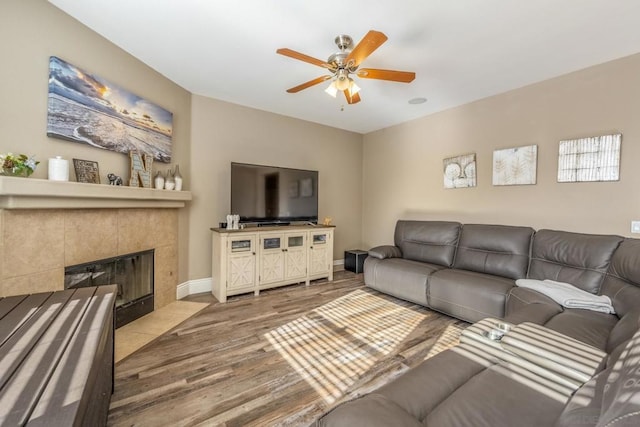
177,277,213,299
333,259,344,266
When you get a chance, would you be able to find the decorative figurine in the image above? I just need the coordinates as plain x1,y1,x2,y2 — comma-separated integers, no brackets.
107,173,123,186
154,171,165,189
165,169,175,190
129,151,153,188
174,164,183,191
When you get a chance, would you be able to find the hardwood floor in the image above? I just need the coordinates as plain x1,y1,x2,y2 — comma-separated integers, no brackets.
108,271,467,426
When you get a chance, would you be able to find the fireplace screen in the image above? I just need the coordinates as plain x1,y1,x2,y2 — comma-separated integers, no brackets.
64,249,154,328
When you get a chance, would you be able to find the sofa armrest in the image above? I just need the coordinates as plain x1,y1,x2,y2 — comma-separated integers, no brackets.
368,245,402,260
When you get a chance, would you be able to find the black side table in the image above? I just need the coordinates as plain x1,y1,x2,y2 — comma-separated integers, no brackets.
344,249,368,274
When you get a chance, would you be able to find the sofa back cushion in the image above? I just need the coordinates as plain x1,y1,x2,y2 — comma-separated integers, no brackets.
394,221,461,267
528,230,622,294
453,224,534,279
600,238,640,318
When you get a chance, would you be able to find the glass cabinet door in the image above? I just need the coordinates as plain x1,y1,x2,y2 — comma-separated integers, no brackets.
263,237,281,250
231,239,253,252
313,234,327,245
288,235,304,248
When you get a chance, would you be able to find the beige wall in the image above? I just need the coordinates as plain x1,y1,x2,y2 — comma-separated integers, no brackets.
0,0,192,283
189,95,363,280
362,53,640,247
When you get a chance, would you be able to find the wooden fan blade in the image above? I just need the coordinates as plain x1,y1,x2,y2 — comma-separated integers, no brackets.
357,68,416,83
345,30,388,67
286,75,331,93
277,48,332,69
343,90,361,104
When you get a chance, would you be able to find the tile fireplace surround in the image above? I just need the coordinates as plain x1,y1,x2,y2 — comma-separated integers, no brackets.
0,177,192,309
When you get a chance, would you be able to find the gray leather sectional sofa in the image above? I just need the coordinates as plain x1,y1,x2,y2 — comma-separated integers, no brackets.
316,220,640,426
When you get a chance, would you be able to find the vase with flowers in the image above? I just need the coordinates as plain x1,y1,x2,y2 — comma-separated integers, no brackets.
0,153,39,177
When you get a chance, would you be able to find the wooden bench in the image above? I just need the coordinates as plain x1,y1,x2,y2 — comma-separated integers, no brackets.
0,285,117,426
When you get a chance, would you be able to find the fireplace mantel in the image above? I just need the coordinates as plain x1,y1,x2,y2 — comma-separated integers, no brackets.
0,176,192,209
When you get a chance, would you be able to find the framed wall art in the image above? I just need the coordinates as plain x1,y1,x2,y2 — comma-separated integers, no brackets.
493,145,538,186
443,153,476,189
557,134,621,182
47,56,173,162
73,158,100,184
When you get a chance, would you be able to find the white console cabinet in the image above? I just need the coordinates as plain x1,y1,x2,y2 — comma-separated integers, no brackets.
211,225,334,302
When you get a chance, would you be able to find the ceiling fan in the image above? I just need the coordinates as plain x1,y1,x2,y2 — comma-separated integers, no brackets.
277,30,415,105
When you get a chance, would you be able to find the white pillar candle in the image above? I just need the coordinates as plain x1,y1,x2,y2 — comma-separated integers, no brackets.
48,156,69,181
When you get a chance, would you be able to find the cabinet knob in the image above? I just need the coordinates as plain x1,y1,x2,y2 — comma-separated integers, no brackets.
252,252,256,255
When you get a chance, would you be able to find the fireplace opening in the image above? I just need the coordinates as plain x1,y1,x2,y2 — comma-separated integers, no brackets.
64,249,154,328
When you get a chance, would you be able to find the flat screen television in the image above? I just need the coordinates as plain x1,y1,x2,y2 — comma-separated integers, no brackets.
231,162,318,224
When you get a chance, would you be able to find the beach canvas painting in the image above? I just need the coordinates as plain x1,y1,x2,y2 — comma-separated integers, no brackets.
47,56,172,162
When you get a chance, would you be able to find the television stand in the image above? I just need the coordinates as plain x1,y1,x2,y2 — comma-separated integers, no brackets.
210,225,334,302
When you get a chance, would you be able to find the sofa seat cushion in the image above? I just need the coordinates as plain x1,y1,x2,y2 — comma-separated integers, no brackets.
426,364,568,427
428,269,515,323
364,257,444,306
504,302,563,326
317,348,489,426
543,309,617,351
504,286,564,325
316,393,423,427
505,287,619,350
376,348,489,421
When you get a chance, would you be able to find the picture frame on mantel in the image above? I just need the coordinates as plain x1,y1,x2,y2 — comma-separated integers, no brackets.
73,158,100,184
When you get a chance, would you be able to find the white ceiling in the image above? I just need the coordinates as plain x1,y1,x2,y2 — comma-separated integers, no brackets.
48,0,640,134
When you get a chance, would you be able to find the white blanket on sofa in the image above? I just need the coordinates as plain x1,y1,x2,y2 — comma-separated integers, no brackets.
515,279,615,314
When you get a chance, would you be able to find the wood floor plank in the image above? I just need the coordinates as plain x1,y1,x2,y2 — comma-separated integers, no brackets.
108,272,467,426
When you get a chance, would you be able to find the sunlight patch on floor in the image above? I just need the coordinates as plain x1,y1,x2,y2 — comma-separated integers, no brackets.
424,323,465,360
264,289,427,404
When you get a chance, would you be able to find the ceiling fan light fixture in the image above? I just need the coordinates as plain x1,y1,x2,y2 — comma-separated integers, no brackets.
278,30,415,105
335,78,350,91
324,81,338,97
335,69,350,90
